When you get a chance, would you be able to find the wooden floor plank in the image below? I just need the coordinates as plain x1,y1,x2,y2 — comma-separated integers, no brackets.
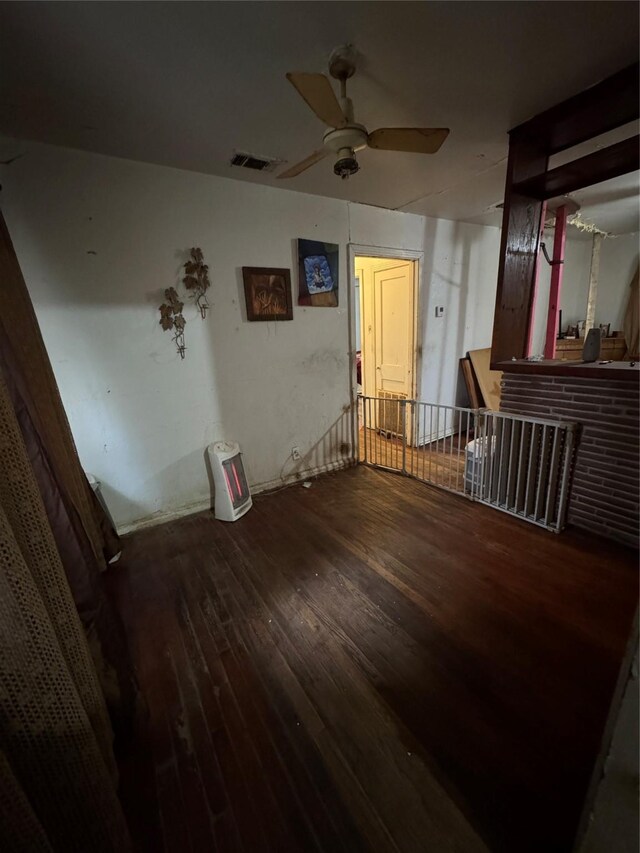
108,466,637,853
182,524,371,853
185,559,325,853
231,543,483,853
251,491,567,839
207,532,393,853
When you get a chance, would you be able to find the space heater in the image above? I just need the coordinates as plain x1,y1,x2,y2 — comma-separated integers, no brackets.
207,441,252,522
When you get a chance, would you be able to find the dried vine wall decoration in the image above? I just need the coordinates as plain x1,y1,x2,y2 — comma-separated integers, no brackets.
159,287,187,359
157,248,210,360
183,247,211,319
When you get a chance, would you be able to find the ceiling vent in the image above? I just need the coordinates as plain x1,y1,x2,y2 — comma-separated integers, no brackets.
230,152,280,173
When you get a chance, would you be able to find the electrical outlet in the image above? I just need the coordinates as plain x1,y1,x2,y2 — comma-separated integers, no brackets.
291,446,301,461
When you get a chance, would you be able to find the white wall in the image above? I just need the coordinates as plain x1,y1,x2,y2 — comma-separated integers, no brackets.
351,215,501,408
597,234,639,331
417,217,501,405
530,229,639,355
578,635,639,853
0,138,500,529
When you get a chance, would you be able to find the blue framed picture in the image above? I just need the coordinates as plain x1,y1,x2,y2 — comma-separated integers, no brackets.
298,239,339,306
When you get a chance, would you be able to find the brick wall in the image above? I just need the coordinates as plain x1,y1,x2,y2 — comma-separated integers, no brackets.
501,373,639,548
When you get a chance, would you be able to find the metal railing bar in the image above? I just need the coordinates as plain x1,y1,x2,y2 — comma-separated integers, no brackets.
412,401,416,478
429,405,434,485
449,410,454,491
506,420,517,511
372,397,375,466
458,412,465,493
497,416,507,505
481,409,576,430
399,401,403,471
436,407,441,487
467,412,474,499
358,395,476,415
399,401,404,472
363,394,368,463
392,401,396,470
534,425,550,520
515,421,528,513
544,428,561,527
422,403,427,483
480,412,488,501
495,416,504,504
524,424,540,518
371,397,375,466
486,414,495,504
471,414,477,500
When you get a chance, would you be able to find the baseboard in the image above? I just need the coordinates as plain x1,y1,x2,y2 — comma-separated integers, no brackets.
117,495,212,536
251,457,355,496
116,457,356,536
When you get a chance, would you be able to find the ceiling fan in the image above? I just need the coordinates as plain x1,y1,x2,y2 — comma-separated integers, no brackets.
278,45,449,181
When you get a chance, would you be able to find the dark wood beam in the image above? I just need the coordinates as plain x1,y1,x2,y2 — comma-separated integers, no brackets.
491,138,546,364
510,63,639,156
491,63,639,368
514,136,640,200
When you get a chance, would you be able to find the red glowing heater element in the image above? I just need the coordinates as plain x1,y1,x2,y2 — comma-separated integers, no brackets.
222,465,234,501
231,460,243,498
207,441,252,521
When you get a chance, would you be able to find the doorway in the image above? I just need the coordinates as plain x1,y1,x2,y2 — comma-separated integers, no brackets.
354,255,418,401
353,253,419,461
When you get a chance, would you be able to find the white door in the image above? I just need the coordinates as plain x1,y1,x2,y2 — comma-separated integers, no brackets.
357,256,416,440
373,261,415,398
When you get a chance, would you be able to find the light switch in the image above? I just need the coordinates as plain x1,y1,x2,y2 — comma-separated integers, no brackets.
435,306,445,318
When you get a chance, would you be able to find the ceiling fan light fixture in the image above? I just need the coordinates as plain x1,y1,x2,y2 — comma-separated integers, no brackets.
334,147,359,180
280,46,450,181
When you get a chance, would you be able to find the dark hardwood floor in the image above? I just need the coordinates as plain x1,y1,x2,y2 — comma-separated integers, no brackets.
107,465,638,853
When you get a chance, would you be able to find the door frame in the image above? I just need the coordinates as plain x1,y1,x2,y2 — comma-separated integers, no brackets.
347,243,424,461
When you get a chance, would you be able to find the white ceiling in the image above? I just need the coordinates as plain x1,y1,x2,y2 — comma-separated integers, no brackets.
0,1,638,229
563,171,640,239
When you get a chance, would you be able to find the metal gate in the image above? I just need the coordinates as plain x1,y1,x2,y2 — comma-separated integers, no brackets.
359,395,577,532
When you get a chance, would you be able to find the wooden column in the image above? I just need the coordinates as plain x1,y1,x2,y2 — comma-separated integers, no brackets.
585,233,602,333
491,136,547,364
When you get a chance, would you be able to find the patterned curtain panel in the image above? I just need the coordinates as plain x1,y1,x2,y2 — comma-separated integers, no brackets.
0,372,130,850
0,213,118,566
0,211,136,730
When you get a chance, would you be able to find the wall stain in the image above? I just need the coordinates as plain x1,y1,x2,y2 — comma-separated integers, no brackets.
301,349,346,373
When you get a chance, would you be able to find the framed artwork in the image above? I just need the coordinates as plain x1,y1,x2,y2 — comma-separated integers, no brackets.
242,267,293,321
297,238,339,307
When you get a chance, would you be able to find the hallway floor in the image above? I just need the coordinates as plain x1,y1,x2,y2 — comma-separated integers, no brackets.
108,466,637,853
359,426,467,490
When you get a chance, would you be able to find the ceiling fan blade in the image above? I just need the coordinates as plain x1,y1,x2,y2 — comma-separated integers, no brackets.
286,72,346,128
277,148,328,179
368,127,450,154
